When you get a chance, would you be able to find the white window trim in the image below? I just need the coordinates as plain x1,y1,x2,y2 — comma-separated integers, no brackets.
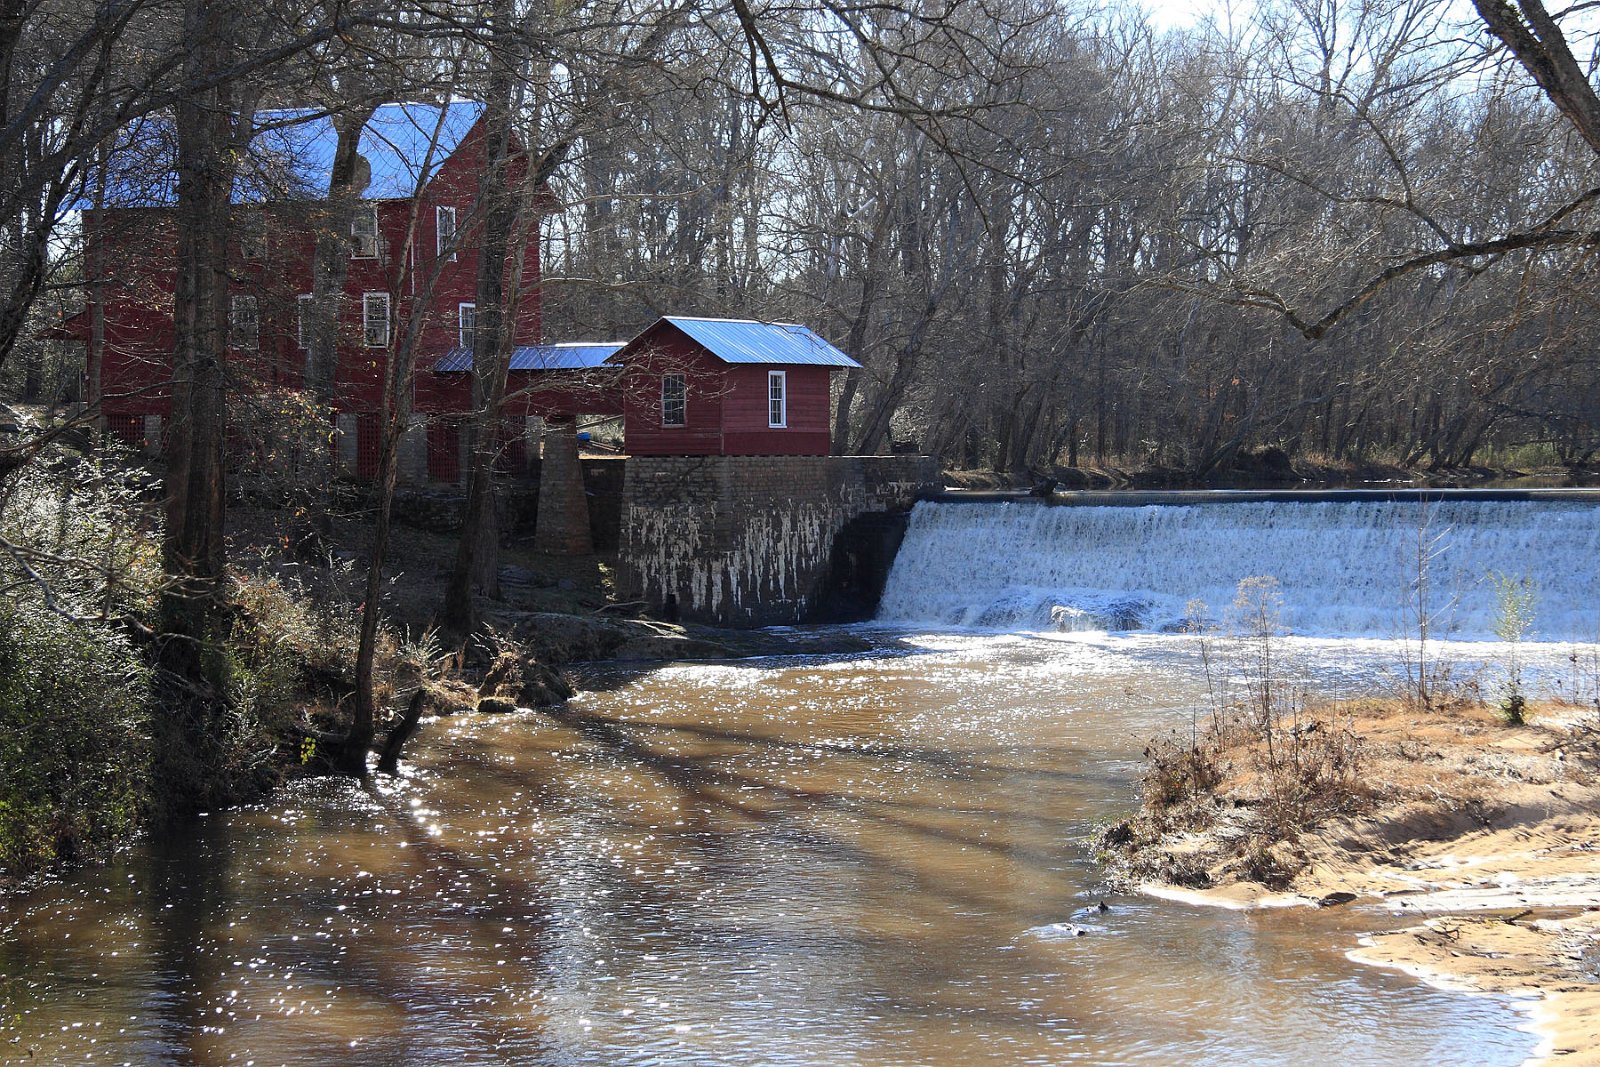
436,205,458,262
362,291,390,348
767,369,787,428
296,294,313,351
351,206,379,259
458,302,476,349
240,221,266,260
229,295,258,350
661,373,687,428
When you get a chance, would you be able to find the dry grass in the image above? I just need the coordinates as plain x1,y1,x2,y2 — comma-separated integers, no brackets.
1101,695,1600,893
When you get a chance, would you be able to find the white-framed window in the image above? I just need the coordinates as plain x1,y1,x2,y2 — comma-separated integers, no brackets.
436,205,458,261
767,370,787,428
296,294,313,350
229,295,258,349
240,215,266,259
351,205,379,258
661,373,686,427
458,302,476,348
362,291,390,348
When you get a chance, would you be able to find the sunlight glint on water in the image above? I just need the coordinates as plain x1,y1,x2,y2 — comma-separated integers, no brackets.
0,635,1537,1066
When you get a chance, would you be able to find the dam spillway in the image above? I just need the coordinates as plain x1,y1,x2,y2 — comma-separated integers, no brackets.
875,493,1600,639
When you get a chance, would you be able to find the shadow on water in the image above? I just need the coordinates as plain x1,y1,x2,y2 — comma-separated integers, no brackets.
142,815,233,1065
533,704,1111,885
409,702,1117,936
0,636,1544,1067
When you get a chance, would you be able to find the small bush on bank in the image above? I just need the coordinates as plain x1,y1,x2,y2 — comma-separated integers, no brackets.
1143,731,1225,811
230,569,362,704
0,443,378,878
0,601,151,882
0,445,160,881
1103,578,1371,892
1488,571,1536,725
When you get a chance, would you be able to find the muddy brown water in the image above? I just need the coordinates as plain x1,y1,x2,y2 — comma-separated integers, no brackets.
2,632,1540,1065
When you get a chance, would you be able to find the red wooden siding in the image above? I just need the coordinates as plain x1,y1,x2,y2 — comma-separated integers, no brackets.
88,113,545,479
615,322,838,456
501,367,624,419
414,369,471,414
720,364,832,455
617,331,727,456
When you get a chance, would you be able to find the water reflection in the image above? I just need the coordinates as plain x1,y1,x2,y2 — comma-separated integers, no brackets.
2,635,1538,1065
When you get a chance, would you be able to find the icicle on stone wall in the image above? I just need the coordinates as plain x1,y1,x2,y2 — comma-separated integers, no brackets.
618,456,939,626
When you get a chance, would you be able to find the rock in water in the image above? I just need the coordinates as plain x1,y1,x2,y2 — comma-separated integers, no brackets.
1050,605,1087,632
1025,922,1103,940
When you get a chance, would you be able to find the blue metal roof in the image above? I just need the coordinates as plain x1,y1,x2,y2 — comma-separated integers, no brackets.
94,101,484,207
434,343,623,374
647,317,863,368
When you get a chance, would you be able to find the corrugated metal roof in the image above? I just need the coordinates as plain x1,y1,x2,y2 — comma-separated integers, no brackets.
434,343,623,374
93,102,484,207
433,347,474,373
652,317,863,368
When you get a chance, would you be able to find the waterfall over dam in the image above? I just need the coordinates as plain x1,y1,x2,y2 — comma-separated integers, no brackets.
875,495,1600,639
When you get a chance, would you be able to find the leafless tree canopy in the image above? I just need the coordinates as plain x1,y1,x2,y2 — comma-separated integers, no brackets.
9,0,1600,482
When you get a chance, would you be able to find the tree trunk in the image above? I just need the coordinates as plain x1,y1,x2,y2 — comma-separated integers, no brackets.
301,106,375,544
440,0,524,637
340,336,406,776
154,0,239,811
338,99,469,776
306,107,374,408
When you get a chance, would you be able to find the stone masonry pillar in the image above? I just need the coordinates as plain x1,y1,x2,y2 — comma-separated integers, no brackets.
533,417,592,555
396,414,428,485
335,412,358,475
525,415,543,468
141,414,163,456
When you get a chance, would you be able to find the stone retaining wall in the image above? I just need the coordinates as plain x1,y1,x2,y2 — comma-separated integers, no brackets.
617,455,941,626
393,457,625,549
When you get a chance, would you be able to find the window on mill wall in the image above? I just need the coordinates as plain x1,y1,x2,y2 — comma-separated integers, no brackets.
352,206,379,258
768,370,787,428
662,373,686,427
363,292,390,347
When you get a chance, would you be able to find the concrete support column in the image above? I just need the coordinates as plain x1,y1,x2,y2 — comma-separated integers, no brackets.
141,414,163,456
335,412,358,474
533,416,592,555
397,414,428,485
525,415,544,467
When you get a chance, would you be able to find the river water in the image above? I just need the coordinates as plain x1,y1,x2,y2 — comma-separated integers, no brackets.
1,630,1549,1066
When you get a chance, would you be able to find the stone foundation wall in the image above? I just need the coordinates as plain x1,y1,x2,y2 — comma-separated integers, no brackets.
617,455,941,626
392,457,625,549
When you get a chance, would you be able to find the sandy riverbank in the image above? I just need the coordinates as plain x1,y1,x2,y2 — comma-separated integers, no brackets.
1106,699,1600,1065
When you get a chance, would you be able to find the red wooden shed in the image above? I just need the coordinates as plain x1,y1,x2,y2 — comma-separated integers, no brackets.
605,317,862,456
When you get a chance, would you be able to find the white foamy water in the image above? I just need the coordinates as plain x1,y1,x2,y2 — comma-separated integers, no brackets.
876,498,1600,639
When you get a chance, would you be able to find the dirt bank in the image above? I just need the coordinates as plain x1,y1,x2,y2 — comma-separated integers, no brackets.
1102,699,1600,1065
